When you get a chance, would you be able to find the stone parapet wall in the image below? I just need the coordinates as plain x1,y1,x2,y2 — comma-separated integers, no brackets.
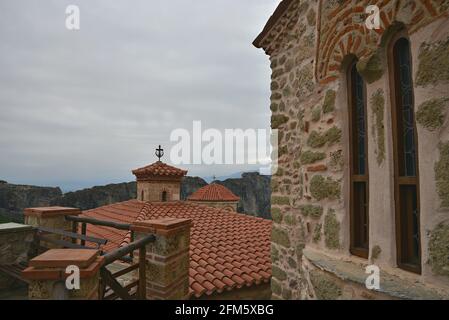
0,223,35,266
303,247,449,299
0,223,36,290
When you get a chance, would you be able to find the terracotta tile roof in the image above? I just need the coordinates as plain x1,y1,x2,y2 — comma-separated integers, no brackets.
82,201,271,298
187,183,240,202
132,161,187,179
83,200,146,252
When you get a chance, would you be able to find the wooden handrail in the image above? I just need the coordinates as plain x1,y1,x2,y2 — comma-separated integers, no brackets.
100,237,152,300
37,234,98,250
64,213,154,300
65,215,132,231
102,235,155,266
37,226,107,246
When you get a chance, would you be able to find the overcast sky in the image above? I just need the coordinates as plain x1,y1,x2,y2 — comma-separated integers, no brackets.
0,0,277,191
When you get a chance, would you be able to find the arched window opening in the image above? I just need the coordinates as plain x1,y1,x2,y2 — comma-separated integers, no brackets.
141,190,144,201
348,59,369,259
161,191,168,202
390,36,421,273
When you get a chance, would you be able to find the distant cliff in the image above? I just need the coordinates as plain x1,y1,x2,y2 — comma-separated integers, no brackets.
216,172,271,219
56,177,209,210
0,182,62,222
53,182,137,210
0,173,271,222
180,176,208,200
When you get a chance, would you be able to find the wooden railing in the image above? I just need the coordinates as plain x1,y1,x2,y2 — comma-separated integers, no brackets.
100,234,155,300
35,215,155,300
36,225,107,251
67,215,131,246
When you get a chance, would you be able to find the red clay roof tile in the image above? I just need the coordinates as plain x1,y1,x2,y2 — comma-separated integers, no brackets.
231,275,245,285
82,200,271,298
187,183,240,202
202,281,215,292
132,161,187,180
221,277,235,287
191,282,207,296
212,279,226,290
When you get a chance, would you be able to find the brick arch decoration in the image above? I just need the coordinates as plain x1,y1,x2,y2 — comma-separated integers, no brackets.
316,0,448,84
222,206,235,212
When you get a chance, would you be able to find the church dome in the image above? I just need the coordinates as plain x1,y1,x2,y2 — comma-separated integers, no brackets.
188,183,240,202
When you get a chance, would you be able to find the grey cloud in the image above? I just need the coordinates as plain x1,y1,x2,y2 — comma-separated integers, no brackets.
0,0,277,191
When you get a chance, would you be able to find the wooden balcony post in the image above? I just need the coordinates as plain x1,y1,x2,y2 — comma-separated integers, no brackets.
131,218,192,300
138,246,146,299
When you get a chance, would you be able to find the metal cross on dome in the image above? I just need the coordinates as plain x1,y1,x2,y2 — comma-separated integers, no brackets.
155,145,164,161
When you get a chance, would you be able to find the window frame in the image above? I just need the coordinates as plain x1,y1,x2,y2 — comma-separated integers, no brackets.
388,31,422,274
347,58,370,259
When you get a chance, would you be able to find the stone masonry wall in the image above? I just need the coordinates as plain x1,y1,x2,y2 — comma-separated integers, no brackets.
263,0,449,299
137,180,181,202
0,224,35,290
269,0,324,300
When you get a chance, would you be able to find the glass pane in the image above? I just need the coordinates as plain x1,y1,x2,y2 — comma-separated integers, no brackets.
393,37,421,271
351,64,367,175
395,38,417,177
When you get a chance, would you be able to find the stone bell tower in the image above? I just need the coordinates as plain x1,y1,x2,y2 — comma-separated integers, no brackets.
132,146,187,202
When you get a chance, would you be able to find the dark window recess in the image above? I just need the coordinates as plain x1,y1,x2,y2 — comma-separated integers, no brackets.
161,191,168,202
391,37,421,273
348,60,369,259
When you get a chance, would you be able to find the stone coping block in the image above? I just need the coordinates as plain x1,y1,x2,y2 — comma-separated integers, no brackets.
131,218,192,236
0,222,33,234
303,247,449,300
29,249,100,269
22,257,104,281
24,207,81,218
